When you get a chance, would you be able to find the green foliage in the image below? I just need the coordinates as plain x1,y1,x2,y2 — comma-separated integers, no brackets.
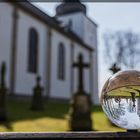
0,98,124,132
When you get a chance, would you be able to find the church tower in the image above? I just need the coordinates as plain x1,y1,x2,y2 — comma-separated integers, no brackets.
55,1,99,104
56,0,86,16
55,0,97,50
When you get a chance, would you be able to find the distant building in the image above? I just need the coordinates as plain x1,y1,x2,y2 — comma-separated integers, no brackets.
0,1,99,104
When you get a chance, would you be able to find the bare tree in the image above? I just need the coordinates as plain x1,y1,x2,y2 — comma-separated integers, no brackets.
103,30,140,70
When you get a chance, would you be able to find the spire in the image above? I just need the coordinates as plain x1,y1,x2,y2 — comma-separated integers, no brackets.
56,0,86,16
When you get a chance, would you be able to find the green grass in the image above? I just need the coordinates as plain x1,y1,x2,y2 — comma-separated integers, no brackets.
0,97,124,132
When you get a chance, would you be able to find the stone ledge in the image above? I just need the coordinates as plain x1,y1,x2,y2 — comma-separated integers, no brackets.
0,132,140,139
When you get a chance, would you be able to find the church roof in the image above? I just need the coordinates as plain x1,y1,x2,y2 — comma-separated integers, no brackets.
9,1,93,52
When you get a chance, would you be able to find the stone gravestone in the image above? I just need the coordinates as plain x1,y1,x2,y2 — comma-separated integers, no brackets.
69,54,92,131
31,76,44,111
0,62,7,121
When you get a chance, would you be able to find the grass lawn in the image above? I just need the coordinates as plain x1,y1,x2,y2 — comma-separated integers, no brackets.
0,97,124,132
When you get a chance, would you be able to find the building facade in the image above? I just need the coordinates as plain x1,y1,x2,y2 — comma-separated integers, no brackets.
0,1,99,104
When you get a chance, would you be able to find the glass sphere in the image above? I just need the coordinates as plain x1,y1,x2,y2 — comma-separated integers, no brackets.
100,70,140,130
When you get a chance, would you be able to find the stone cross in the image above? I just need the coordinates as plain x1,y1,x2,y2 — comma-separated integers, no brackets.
0,62,6,88
36,76,41,87
73,54,90,92
31,75,44,111
0,62,7,121
109,63,120,74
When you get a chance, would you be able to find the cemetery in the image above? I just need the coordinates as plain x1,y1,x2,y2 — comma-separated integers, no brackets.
0,59,123,132
0,1,140,140
0,98,123,132
0,60,140,139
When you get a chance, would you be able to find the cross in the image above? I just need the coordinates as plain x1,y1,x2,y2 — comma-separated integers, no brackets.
36,76,41,88
109,63,120,74
73,54,90,92
0,62,6,88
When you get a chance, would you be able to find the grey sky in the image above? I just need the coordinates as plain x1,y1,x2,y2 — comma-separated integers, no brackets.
34,2,140,92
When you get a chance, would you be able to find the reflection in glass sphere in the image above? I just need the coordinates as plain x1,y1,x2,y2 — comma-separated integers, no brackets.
100,70,140,130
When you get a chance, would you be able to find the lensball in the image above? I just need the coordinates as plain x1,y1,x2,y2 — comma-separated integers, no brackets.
100,70,140,130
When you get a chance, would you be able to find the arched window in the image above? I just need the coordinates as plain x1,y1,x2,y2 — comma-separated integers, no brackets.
68,19,72,30
27,28,38,73
58,43,65,80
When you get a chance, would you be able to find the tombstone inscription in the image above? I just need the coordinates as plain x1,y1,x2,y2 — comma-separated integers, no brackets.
69,54,92,131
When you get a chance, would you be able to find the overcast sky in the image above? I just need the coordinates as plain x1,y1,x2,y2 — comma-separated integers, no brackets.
33,2,140,92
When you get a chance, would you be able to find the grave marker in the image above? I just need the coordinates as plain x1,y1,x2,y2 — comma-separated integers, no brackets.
69,54,92,131
31,76,44,111
0,62,7,121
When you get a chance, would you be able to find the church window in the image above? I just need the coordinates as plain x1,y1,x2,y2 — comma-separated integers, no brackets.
58,42,65,80
68,19,72,30
27,28,38,73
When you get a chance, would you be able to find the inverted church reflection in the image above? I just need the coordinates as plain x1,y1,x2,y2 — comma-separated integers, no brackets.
102,86,140,129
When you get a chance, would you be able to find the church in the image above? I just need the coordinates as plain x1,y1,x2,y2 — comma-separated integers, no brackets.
0,1,99,104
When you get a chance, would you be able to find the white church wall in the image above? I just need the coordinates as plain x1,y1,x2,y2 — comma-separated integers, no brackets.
57,13,97,49
50,29,71,99
15,9,48,96
82,14,97,49
57,12,99,104
73,43,90,95
0,3,13,89
0,2,99,104
56,12,84,40
83,15,99,105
